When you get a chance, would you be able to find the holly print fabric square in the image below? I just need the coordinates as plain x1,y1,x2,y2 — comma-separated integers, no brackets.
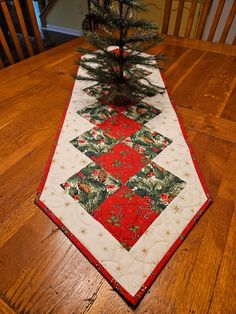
124,126,172,160
126,162,186,211
128,67,152,78
124,102,161,124
61,162,122,214
83,68,151,100
78,102,116,124
70,127,118,158
83,83,112,98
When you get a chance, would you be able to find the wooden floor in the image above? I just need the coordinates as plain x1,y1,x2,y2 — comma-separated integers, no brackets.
0,36,235,314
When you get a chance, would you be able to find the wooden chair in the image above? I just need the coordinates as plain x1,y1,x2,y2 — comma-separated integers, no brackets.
162,0,236,44
0,0,44,68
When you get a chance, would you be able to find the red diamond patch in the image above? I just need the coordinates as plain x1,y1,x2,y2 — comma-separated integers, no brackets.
97,113,141,141
93,143,148,183
92,186,159,250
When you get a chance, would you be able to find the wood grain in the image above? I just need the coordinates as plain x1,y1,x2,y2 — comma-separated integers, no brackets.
208,203,236,313
164,35,236,56
171,51,236,116
0,298,16,314
0,36,235,313
221,80,236,122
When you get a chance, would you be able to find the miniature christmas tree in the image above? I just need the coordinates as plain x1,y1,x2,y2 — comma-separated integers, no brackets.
77,0,166,106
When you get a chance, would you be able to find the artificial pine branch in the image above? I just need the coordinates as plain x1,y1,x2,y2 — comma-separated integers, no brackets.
77,0,166,105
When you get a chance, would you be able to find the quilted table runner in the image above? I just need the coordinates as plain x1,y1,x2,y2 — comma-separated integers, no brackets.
36,53,212,305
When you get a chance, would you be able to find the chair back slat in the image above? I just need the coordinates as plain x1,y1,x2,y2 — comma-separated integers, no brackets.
0,0,44,65
0,58,4,69
0,27,14,64
26,0,44,52
0,0,44,67
0,0,25,60
162,0,172,34
185,0,198,38
207,0,225,41
196,0,212,40
174,0,185,36
161,0,235,45
13,0,34,56
220,1,236,44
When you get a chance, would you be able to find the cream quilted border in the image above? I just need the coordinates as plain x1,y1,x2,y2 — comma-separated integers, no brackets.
39,59,208,297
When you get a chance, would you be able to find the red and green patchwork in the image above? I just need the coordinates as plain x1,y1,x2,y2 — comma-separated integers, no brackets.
122,67,152,80
126,162,186,211
93,143,148,183
124,126,172,160
83,83,112,99
67,85,182,251
92,186,159,250
35,47,213,306
130,67,152,78
97,113,141,141
83,68,151,99
105,101,132,113
70,127,118,158
124,102,161,124
77,102,116,125
61,162,122,214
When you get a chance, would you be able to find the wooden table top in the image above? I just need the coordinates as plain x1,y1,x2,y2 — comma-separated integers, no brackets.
0,36,235,314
